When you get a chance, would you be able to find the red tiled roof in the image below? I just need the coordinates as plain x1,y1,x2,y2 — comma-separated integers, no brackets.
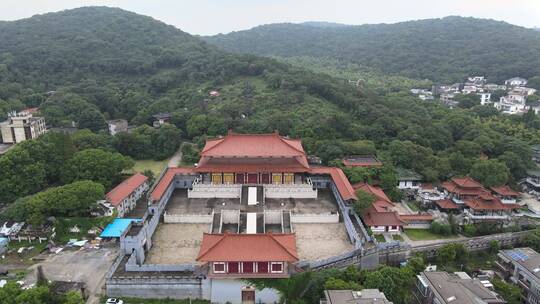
194,164,309,173
197,132,310,171
106,173,148,206
352,183,391,203
310,167,357,201
399,214,433,222
464,197,511,211
372,200,395,213
150,167,195,202
362,206,404,227
200,132,307,160
435,199,459,209
490,185,520,197
196,233,298,262
452,177,483,188
441,180,485,196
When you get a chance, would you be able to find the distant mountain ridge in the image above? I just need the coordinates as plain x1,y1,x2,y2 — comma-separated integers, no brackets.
205,16,540,83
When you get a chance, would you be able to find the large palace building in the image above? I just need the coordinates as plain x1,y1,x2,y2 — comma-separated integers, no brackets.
108,132,370,303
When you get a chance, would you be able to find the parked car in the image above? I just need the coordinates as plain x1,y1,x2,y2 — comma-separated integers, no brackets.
106,299,123,304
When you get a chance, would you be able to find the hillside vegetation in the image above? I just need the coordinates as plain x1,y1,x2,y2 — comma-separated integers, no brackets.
206,17,540,83
0,8,540,208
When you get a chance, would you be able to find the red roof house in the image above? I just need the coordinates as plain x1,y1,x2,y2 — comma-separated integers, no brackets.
106,173,149,217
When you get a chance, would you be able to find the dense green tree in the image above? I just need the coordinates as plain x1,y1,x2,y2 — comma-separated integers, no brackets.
61,149,133,188
4,180,105,225
363,266,414,304
469,159,510,187
492,278,522,304
353,190,376,215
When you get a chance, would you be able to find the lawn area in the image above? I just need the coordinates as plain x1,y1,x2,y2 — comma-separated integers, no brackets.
404,229,458,241
406,201,420,212
392,234,404,242
132,159,169,176
54,217,114,244
374,234,386,242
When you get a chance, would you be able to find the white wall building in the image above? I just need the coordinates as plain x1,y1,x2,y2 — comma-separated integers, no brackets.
0,111,46,144
505,77,528,87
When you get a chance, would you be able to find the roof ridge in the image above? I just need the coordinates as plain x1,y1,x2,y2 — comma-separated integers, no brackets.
268,233,299,260
278,136,306,155
196,233,227,261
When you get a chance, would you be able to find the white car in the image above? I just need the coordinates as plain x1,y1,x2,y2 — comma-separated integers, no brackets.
106,299,123,304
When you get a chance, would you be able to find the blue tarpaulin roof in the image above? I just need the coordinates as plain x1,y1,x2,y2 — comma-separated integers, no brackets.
100,218,141,238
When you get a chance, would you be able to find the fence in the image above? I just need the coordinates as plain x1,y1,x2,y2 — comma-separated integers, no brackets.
188,183,241,198
265,185,318,199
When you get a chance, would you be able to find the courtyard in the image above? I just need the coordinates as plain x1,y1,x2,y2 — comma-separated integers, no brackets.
166,188,338,215
293,223,354,261
145,223,210,264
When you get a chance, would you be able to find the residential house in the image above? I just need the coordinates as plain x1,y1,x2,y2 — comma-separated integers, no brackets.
321,289,393,304
342,155,382,168
414,271,505,304
494,90,528,114
462,85,478,94
478,93,491,105
152,113,172,128
0,111,46,144
105,173,149,217
354,183,432,233
485,83,507,92
496,248,540,304
505,77,528,87
513,87,537,96
107,119,128,136
441,177,518,222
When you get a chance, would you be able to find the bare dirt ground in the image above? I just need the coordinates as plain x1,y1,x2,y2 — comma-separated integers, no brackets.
145,223,210,264
24,247,119,304
294,223,354,261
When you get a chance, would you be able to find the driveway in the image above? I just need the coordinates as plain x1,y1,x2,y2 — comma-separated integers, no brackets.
168,142,192,167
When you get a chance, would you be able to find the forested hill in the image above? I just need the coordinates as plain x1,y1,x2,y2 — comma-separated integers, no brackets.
0,6,373,135
205,17,540,83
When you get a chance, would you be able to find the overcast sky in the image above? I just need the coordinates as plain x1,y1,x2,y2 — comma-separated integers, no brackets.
1,0,539,35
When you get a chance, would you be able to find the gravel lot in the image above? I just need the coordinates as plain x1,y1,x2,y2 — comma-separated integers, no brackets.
25,247,119,304
294,223,353,261
145,223,210,264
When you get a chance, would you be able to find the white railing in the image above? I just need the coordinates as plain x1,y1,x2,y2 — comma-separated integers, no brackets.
501,198,517,205
418,191,445,201
264,180,317,199
464,210,509,220
188,182,241,198
452,197,465,205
